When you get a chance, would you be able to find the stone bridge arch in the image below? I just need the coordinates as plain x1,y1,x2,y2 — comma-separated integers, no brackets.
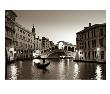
47,49,67,58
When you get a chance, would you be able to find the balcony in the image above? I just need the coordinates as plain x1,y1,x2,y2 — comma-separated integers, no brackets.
5,33,13,40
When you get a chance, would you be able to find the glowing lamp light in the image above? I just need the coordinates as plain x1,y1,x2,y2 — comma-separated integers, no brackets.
14,51,16,54
95,65,102,80
33,53,36,57
97,48,100,51
9,48,14,51
76,50,78,52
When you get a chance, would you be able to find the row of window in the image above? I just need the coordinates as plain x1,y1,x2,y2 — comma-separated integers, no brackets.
79,51,105,60
5,29,13,37
16,33,33,43
77,28,105,40
36,45,42,49
17,28,31,37
42,41,50,48
14,41,33,49
15,49,33,54
79,38,104,49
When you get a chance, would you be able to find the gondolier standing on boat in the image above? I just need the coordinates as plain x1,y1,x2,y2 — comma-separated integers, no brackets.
42,58,45,64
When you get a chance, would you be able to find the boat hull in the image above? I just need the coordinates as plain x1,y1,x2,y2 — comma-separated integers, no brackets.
35,62,50,69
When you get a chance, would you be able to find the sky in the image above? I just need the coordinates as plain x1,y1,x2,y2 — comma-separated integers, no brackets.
14,10,106,45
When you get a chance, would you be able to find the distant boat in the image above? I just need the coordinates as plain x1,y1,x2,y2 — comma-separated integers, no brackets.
35,62,50,69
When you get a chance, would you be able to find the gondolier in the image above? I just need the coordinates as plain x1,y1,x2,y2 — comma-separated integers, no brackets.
42,58,45,64
34,58,50,69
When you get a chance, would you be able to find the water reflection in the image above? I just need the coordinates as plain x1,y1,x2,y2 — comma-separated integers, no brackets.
10,64,17,80
19,61,23,68
6,59,106,80
59,59,65,79
73,63,80,80
67,59,69,68
95,65,102,80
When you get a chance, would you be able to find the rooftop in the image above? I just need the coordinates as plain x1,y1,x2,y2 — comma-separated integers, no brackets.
15,22,33,34
76,23,106,34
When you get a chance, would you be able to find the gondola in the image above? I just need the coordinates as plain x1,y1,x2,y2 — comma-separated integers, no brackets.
35,62,50,69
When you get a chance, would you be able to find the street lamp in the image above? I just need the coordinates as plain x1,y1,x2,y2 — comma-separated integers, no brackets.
97,47,100,62
97,48,100,51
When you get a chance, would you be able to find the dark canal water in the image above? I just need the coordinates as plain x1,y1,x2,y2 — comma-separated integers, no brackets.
6,59,106,80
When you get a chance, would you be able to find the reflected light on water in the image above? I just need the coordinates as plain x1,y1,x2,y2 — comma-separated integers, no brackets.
95,65,102,80
6,59,106,80
19,61,23,68
59,60,65,79
73,63,79,79
67,59,69,68
10,64,17,80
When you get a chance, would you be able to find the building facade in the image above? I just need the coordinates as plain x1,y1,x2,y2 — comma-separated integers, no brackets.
14,23,35,60
49,41,54,48
5,10,56,60
42,37,50,52
5,10,17,61
76,23,106,62
35,36,42,50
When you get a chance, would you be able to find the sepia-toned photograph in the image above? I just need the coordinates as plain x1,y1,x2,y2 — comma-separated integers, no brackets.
5,10,106,80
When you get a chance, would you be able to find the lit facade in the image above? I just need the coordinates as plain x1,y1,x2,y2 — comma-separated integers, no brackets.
76,23,106,62
5,10,17,61
14,23,35,60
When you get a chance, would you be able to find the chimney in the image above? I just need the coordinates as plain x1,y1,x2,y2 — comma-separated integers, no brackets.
89,23,91,27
